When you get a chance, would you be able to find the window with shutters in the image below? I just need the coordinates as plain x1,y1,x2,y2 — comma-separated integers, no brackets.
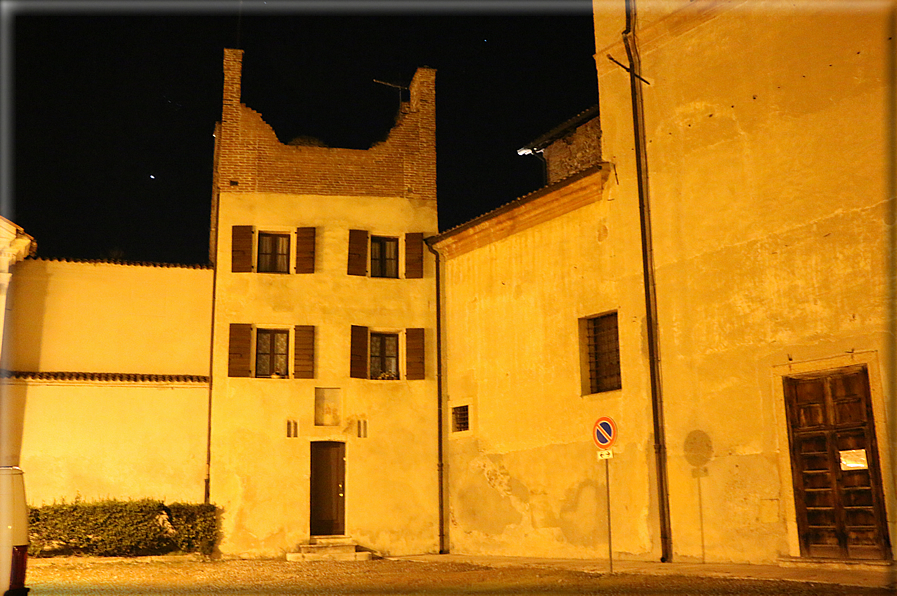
371,237,399,278
349,326,425,380
256,329,289,378
231,226,316,274
579,312,622,394
258,233,290,273
347,230,425,278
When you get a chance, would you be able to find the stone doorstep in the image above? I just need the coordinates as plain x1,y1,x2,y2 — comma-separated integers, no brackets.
286,536,373,562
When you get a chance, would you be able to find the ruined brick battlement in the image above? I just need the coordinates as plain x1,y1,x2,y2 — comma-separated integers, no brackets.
216,48,436,202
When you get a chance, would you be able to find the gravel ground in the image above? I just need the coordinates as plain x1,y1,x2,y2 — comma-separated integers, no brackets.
25,556,896,595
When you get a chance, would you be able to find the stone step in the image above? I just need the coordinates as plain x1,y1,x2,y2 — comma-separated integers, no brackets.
286,550,372,562
298,543,357,555
309,535,355,546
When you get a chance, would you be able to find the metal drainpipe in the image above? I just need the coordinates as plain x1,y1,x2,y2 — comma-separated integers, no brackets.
623,0,673,562
204,191,220,506
425,238,447,553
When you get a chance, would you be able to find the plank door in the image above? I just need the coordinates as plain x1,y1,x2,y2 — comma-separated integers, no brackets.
310,441,345,536
784,367,891,559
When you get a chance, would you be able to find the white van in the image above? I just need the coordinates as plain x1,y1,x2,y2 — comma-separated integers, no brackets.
0,467,28,594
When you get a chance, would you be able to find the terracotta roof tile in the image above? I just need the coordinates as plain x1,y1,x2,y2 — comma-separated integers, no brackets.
2,371,210,383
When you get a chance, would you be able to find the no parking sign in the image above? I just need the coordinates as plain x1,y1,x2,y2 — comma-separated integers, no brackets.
593,416,617,450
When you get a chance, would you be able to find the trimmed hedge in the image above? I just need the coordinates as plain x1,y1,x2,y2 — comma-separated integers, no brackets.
28,499,219,557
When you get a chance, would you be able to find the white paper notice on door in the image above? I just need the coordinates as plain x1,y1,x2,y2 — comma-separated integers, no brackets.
839,449,868,471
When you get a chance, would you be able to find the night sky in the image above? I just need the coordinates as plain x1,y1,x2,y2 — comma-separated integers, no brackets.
10,2,599,265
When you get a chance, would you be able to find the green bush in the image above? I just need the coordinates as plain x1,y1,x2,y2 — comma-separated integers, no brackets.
28,498,219,557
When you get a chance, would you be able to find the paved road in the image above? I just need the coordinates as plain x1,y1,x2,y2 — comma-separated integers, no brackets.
26,556,896,595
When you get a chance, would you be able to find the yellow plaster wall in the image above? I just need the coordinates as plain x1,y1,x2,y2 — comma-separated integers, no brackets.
17,381,208,504
595,0,894,563
210,191,440,557
7,260,212,375
437,171,663,559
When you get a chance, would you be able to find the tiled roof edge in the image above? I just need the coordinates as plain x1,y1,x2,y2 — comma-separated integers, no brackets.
2,371,210,383
429,162,610,245
23,257,212,270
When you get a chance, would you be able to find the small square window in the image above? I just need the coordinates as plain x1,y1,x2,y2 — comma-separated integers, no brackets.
581,312,621,394
371,236,399,278
452,405,470,432
370,332,399,380
256,329,289,378
258,232,290,273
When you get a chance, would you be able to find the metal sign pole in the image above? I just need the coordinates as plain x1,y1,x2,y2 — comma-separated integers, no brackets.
605,455,613,574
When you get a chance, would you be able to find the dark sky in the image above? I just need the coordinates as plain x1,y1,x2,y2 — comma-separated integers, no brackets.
9,1,598,265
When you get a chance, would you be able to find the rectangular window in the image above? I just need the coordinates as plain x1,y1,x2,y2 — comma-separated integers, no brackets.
581,312,622,394
371,236,399,278
452,405,470,432
258,232,290,273
370,332,400,380
256,329,289,378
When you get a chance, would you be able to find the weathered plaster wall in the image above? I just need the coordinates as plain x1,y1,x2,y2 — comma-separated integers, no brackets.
436,168,664,559
595,0,894,562
7,259,212,375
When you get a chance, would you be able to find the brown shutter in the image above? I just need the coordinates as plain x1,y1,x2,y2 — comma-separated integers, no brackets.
350,325,368,379
405,233,424,279
347,229,368,276
406,328,425,380
295,227,316,274
228,323,252,377
294,325,315,379
231,226,253,272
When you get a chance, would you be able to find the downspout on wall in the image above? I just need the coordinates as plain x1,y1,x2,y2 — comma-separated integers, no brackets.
425,238,448,553
623,0,673,562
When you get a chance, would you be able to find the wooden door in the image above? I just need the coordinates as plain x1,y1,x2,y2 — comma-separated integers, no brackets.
310,442,345,536
784,366,891,559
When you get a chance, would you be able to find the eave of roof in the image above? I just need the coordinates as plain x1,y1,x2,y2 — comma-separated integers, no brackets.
428,162,609,246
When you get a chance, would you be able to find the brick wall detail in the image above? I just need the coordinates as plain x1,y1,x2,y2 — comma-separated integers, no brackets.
217,48,436,201
543,117,602,185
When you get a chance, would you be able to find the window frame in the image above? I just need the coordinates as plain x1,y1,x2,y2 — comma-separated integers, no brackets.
580,311,622,395
255,328,290,378
257,232,291,274
369,331,400,380
370,236,399,279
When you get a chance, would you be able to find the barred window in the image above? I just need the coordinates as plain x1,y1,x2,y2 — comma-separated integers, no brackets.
582,312,622,394
258,232,290,273
452,405,470,433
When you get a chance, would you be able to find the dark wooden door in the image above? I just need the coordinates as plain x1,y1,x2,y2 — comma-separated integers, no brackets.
784,367,891,559
310,442,345,536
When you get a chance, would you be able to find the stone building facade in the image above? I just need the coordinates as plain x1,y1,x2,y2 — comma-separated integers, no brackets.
6,0,894,566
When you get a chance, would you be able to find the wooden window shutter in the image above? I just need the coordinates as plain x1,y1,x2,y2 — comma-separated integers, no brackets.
350,325,369,379
405,328,425,380
294,325,315,379
295,227,316,273
228,323,252,377
231,226,254,272
347,229,368,276
405,233,424,279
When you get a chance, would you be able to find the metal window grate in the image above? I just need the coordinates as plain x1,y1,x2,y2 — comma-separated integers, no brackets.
587,313,622,393
452,405,470,432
